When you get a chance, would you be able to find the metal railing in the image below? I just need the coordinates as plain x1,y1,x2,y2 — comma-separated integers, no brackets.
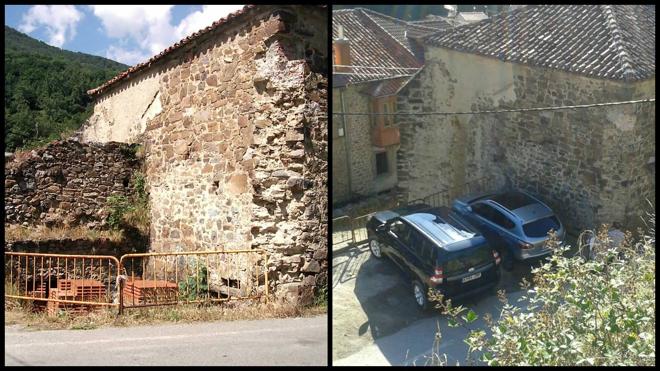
118,249,268,314
408,175,497,209
331,175,498,250
331,213,373,248
4,252,120,315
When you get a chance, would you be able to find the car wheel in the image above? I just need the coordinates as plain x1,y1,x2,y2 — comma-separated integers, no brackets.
369,239,383,259
412,281,429,311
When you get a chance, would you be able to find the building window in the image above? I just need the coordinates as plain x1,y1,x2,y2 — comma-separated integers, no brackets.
383,99,396,126
376,152,388,175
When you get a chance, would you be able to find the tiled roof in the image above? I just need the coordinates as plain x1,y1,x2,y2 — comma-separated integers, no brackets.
361,76,413,97
333,8,427,86
425,5,656,81
89,5,326,96
408,18,452,31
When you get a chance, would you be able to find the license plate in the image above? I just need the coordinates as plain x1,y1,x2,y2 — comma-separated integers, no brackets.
462,272,481,283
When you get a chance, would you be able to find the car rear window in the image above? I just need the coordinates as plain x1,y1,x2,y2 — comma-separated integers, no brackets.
523,216,560,237
491,192,535,210
444,247,492,276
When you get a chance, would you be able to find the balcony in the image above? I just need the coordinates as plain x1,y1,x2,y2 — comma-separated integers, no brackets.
373,124,400,148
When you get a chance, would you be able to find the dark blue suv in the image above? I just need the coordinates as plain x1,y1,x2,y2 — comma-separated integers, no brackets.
452,190,565,270
366,204,501,310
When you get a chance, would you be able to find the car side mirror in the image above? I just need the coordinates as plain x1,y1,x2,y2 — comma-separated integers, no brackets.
466,205,473,212
376,224,388,232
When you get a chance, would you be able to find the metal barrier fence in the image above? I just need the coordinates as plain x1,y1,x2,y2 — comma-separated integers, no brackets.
118,249,268,314
5,249,268,316
4,252,120,315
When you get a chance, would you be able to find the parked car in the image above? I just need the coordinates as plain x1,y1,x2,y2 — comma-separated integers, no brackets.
452,190,565,270
366,204,501,310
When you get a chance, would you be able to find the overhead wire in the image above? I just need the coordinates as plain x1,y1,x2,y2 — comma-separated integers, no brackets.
331,98,655,116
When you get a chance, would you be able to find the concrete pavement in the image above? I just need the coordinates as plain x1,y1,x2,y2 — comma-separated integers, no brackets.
332,241,535,365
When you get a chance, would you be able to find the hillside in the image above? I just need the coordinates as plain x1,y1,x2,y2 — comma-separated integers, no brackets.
4,26,129,151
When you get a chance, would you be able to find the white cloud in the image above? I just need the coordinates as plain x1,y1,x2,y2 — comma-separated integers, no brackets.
105,45,150,66
175,5,245,40
90,5,246,66
18,5,83,48
88,5,176,57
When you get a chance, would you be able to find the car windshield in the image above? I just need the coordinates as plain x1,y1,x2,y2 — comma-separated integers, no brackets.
523,216,560,237
444,247,491,276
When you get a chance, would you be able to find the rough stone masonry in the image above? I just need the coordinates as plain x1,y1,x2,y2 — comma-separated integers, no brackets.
79,5,328,305
4,140,141,228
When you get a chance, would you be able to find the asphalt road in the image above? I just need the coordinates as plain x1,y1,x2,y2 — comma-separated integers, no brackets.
5,315,327,366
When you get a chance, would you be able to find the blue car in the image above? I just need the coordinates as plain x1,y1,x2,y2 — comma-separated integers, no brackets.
452,190,565,270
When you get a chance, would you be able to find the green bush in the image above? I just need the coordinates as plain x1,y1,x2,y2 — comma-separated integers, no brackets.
106,195,134,230
105,171,149,231
430,212,655,366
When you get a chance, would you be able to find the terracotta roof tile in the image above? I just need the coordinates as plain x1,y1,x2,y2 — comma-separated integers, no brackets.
89,5,326,96
424,5,655,81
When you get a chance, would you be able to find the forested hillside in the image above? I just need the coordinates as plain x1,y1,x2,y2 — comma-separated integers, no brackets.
4,26,128,151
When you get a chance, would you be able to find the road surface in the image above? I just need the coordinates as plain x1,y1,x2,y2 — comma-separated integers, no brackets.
5,315,327,366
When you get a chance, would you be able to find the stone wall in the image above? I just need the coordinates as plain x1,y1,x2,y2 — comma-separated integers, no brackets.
4,139,141,227
80,72,161,144
332,86,399,206
81,6,327,304
397,47,655,232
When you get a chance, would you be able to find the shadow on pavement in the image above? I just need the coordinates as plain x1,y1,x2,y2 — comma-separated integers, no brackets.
350,248,539,365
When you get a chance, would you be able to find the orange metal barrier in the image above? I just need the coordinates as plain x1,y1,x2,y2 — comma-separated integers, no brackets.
117,249,269,314
4,252,120,315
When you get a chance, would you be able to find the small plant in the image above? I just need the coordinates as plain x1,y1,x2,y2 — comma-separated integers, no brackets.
178,261,209,302
106,195,134,230
105,170,149,232
313,284,328,308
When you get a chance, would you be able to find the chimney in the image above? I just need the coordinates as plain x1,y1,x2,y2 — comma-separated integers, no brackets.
333,24,351,73
444,5,457,18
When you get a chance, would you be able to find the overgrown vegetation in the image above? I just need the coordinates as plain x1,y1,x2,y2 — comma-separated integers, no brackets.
106,171,150,232
427,209,655,366
4,26,127,151
4,300,326,331
5,224,125,243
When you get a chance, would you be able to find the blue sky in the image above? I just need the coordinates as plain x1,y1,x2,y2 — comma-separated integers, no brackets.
5,5,246,66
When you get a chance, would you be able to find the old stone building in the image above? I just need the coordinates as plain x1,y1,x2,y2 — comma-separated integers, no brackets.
396,5,655,232
332,8,444,206
80,5,328,304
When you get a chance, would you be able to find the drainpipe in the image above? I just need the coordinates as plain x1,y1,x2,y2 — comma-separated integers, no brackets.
340,89,353,200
